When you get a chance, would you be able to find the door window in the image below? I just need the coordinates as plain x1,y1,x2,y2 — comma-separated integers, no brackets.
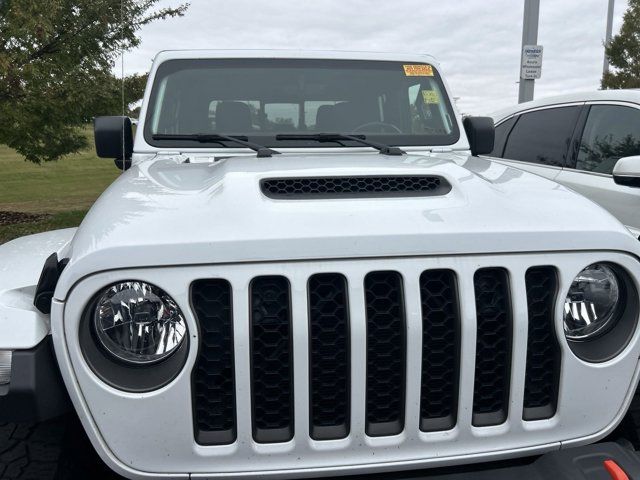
503,106,580,166
575,105,640,174
490,116,517,157
264,103,300,131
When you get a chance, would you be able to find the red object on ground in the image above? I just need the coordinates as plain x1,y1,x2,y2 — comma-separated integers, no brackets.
604,459,630,480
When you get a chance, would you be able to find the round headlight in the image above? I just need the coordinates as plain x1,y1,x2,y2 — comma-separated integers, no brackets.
93,281,187,364
564,263,621,341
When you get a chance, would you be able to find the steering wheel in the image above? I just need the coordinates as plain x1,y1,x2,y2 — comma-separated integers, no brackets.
352,122,402,134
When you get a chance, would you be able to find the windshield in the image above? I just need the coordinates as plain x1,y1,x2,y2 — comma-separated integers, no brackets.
144,58,460,149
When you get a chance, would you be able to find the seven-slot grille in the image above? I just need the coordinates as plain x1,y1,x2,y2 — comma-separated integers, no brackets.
191,266,560,445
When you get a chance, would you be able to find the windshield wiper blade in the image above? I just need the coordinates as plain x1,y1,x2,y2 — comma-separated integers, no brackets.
152,133,280,158
276,133,405,156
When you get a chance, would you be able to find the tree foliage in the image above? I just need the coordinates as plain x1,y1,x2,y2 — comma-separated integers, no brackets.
602,0,640,89
579,134,640,173
0,0,188,163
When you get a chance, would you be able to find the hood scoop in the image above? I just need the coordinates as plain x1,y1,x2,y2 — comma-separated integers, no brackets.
260,175,451,199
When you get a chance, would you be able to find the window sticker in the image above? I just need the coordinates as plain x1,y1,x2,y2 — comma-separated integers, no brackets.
403,64,434,76
422,90,440,104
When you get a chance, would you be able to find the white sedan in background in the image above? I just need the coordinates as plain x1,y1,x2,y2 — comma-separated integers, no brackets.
489,90,640,236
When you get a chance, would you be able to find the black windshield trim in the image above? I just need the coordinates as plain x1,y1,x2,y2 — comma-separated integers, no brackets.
144,58,461,150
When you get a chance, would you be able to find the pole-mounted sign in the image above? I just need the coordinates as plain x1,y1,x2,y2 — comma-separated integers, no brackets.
521,45,543,80
518,0,541,103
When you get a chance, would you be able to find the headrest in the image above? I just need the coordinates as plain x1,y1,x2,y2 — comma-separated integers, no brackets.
315,105,336,132
215,101,252,132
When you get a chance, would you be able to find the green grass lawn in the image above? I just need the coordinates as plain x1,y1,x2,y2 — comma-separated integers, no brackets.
0,139,119,244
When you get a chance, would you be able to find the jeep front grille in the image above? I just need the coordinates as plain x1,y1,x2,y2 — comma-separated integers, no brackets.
191,264,561,446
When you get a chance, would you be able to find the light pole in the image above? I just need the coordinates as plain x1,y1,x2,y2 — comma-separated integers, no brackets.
603,0,615,78
518,0,540,103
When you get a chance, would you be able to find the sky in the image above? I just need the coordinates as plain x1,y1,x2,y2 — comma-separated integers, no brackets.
123,0,629,115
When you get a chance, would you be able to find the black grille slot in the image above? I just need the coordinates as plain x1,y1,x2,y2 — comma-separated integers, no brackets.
261,176,451,199
308,274,350,440
472,268,512,427
364,271,406,436
419,270,460,432
524,267,560,420
191,279,236,445
250,276,294,443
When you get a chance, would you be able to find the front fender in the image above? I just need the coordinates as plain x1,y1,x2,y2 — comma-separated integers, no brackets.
0,228,76,349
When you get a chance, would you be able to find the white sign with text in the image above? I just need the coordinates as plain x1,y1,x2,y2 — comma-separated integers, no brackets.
521,45,543,79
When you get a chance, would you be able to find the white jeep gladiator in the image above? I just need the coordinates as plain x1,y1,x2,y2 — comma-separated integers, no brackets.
3,50,640,479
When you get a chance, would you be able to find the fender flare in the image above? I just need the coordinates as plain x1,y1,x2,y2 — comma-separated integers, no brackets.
0,228,76,349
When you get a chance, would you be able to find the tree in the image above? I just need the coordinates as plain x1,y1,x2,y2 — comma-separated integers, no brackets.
90,71,149,121
0,0,188,163
602,0,640,89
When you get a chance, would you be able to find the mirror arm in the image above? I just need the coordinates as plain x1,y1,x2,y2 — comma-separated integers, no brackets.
114,158,132,171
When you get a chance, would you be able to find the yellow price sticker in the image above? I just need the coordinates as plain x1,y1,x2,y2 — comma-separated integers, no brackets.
422,90,440,104
403,64,434,76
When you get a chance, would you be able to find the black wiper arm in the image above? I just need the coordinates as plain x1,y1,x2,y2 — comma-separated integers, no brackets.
152,133,280,158
276,133,405,156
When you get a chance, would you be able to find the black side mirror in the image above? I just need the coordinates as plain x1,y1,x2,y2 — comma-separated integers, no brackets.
94,116,133,169
463,116,495,156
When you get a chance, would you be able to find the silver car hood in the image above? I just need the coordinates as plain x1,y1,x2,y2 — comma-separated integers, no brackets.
58,152,637,296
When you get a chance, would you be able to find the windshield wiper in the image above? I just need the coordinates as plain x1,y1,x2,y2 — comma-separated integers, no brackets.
152,133,280,158
275,133,405,156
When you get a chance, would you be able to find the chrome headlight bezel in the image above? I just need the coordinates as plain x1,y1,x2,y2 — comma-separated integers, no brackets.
80,280,189,393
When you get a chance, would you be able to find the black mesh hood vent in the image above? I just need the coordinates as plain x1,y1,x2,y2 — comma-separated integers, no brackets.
261,175,451,199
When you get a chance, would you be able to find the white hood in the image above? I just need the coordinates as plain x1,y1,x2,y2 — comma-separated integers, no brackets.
56,152,638,297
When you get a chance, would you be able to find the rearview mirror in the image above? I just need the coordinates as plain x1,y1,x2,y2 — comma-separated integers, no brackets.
463,116,495,156
613,155,640,188
94,116,133,169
